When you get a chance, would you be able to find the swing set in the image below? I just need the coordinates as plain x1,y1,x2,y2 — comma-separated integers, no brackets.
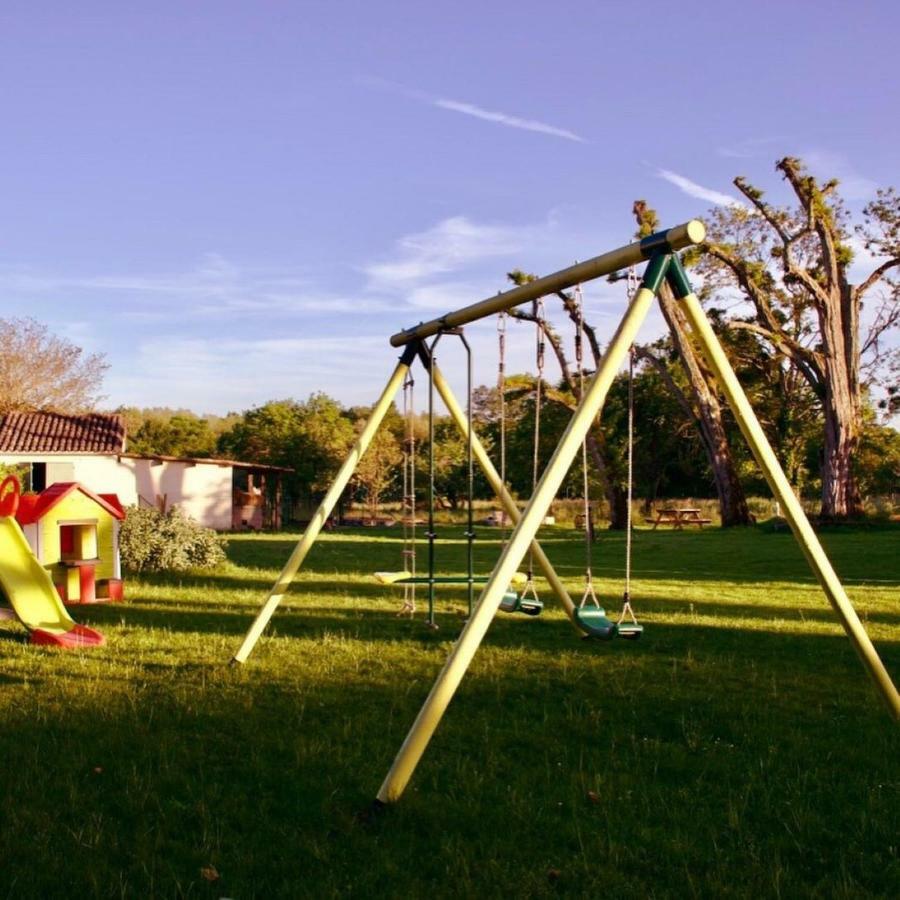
230,219,900,808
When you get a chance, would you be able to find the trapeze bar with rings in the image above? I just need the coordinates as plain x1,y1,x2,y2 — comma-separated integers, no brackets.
389,220,706,346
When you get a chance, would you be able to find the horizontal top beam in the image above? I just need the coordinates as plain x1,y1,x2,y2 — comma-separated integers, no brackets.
389,219,706,347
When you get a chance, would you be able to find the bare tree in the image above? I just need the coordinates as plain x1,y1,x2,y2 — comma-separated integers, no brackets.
0,317,109,414
699,158,900,518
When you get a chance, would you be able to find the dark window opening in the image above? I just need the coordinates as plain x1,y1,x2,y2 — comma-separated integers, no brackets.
31,463,47,492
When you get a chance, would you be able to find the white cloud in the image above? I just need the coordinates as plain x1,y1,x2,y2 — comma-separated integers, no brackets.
364,215,544,293
0,256,393,322
107,333,390,412
432,98,585,143
657,169,747,209
404,280,490,311
360,76,585,143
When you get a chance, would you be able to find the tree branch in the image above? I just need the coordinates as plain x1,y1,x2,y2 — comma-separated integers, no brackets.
508,310,576,388
632,346,697,426
861,298,900,359
554,289,603,365
726,320,824,391
776,157,843,300
855,257,900,301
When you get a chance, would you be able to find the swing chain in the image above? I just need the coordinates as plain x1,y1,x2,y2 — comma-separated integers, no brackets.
617,343,638,628
627,263,640,302
574,284,598,605
534,298,546,376
497,312,508,531
526,298,546,588
573,288,584,371
624,344,635,601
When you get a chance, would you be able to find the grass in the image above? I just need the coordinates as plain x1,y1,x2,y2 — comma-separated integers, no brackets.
0,522,898,898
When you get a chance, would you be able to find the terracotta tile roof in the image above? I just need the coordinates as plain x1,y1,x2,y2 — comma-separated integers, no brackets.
0,412,126,453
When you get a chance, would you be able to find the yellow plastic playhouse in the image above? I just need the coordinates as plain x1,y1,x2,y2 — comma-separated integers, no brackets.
16,482,125,604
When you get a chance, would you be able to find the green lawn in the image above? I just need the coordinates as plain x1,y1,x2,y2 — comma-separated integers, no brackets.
1,524,898,898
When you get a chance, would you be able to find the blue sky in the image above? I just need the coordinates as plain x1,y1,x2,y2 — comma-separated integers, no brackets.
1,1,897,413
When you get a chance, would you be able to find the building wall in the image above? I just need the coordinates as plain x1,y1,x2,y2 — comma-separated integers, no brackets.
0,454,234,530
118,457,233,530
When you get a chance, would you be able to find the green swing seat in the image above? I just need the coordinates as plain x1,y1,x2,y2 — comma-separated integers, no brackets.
517,595,543,616
498,589,543,616
573,606,618,640
616,622,643,639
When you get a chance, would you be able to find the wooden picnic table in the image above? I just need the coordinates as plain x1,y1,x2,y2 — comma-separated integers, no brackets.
647,507,712,529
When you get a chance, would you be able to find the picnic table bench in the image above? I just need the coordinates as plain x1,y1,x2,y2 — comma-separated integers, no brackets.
646,507,712,529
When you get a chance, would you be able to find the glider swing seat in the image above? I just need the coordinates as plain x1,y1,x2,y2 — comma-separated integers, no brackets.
230,220,899,812
383,332,530,628
376,570,525,615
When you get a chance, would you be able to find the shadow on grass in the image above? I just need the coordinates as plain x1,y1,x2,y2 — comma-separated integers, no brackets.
74,599,900,676
219,530,900,596
113,555,900,635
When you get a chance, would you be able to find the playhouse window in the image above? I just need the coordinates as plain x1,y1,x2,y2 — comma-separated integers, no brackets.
59,522,99,562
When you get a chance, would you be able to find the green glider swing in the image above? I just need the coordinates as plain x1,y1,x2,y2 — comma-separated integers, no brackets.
376,331,528,626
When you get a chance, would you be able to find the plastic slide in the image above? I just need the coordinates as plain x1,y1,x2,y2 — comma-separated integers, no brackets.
0,517,105,648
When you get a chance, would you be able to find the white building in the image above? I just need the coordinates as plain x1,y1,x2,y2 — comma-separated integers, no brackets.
0,412,287,531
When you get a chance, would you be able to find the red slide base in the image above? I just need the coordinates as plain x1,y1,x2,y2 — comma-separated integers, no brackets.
30,624,106,648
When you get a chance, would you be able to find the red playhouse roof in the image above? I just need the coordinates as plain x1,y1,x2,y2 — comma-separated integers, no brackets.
15,482,126,525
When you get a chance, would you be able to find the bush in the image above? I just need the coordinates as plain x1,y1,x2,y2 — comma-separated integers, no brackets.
119,505,226,573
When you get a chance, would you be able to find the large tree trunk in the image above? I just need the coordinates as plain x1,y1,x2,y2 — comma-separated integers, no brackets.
584,429,628,530
815,277,864,517
820,285,863,517
657,285,752,527
821,402,862,518
606,482,629,532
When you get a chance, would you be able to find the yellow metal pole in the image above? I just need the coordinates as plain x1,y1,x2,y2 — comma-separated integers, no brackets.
669,262,900,720
390,221,706,347
231,354,415,664
430,362,577,619
375,255,671,804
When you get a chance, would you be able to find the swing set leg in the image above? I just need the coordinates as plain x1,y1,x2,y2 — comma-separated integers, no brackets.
231,347,418,664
